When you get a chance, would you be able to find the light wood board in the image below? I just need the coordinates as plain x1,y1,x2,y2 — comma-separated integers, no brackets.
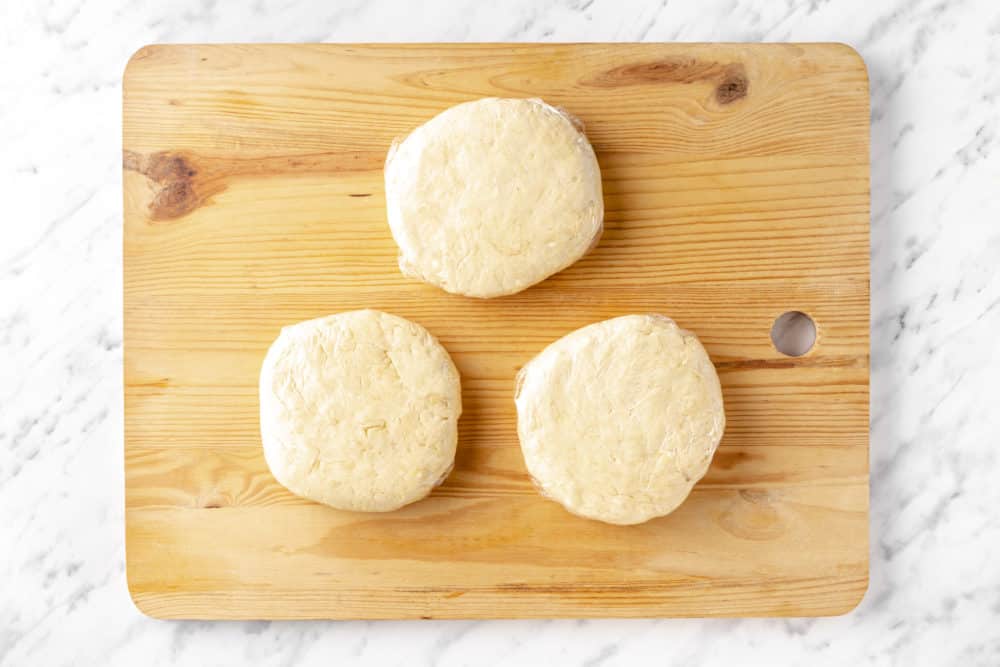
123,43,870,619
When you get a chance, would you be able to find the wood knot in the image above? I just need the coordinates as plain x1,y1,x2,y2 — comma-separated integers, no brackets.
152,180,196,219
717,489,785,540
123,150,222,222
146,154,197,182
716,66,749,104
583,58,720,87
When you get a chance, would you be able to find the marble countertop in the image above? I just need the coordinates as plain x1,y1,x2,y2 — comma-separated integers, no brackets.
2,0,998,664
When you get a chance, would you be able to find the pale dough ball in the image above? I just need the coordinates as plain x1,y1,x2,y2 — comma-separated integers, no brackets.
515,315,725,525
384,97,604,298
259,310,462,512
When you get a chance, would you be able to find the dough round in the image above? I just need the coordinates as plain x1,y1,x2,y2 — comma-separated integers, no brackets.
515,315,725,525
384,97,604,298
259,309,462,512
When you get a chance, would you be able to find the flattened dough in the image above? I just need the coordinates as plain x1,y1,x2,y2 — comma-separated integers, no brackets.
259,310,461,512
515,314,725,525
384,97,604,298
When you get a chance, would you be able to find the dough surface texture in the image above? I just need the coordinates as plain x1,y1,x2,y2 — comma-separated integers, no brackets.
259,309,461,512
384,97,604,298
515,314,725,525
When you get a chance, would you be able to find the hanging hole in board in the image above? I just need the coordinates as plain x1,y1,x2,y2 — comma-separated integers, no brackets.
770,311,816,357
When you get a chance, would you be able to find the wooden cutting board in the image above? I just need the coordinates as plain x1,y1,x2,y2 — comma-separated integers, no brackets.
123,43,870,619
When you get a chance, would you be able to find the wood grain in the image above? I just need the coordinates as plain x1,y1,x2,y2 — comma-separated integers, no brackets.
123,43,870,619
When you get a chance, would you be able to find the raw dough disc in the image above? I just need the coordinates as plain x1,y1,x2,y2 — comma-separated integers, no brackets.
384,97,604,298
515,314,725,525
259,309,462,512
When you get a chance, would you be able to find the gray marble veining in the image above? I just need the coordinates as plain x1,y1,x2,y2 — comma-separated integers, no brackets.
2,0,999,664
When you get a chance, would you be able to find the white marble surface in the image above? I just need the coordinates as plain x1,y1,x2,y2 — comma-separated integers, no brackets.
2,0,999,664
